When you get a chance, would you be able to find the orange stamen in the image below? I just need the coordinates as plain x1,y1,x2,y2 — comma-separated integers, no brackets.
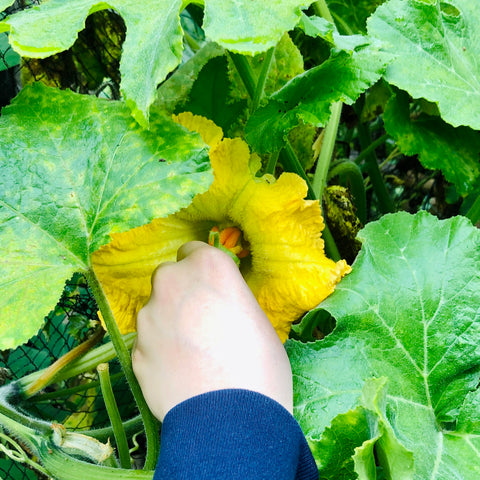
209,225,250,260
220,227,241,249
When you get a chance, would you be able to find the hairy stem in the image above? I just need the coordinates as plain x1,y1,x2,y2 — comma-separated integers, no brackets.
280,141,316,199
312,0,334,22
251,46,275,112
19,333,137,394
228,52,257,100
24,329,104,397
85,270,159,470
97,363,131,469
312,101,343,200
264,150,280,176
322,221,341,262
357,122,394,213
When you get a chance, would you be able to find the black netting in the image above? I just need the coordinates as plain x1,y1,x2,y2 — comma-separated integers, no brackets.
0,275,136,479
0,1,124,115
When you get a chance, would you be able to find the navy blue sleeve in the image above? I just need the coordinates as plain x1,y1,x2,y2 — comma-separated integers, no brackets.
153,389,318,480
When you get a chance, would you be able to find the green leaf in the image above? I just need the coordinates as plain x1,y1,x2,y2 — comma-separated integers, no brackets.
368,0,480,130
0,31,19,71
228,32,305,102
0,0,314,125
457,388,480,433
288,211,480,479
1,0,185,127
0,83,212,350
180,55,247,133
384,92,480,196
155,42,225,116
203,0,315,54
246,46,388,153
298,13,334,43
0,0,14,12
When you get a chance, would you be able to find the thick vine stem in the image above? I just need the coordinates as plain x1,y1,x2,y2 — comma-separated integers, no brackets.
228,51,257,100
312,0,334,23
98,363,131,469
251,46,275,112
24,328,105,397
280,141,316,199
84,269,159,470
19,332,137,394
312,101,343,201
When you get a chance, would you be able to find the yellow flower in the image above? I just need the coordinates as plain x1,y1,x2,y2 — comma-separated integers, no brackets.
92,113,350,342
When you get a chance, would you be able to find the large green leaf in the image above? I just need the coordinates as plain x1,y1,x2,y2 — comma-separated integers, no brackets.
0,0,314,125
288,211,480,479
0,0,14,12
203,0,314,54
0,84,212,350
155,42,225,116
368,0,480,130
384,92,480,196
246,45,388,153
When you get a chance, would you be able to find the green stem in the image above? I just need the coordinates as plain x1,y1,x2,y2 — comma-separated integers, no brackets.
228,51,257,100
322,221,341,261
280,141,316,199
28,372,124,402
183,31,201,53
280,141,341,259
0,431,49,477
97,363,131,469
85,270,159,470
38,442,154,480
264,150,279,176
357,122,394,213
354,133,389,166
251,46,275,112
0,384,52,436
465,195,480,226
312,0,334,22
82,415,143,443
19,333,137,394
328,161,367,224
312,101,343,200
24,329,104,397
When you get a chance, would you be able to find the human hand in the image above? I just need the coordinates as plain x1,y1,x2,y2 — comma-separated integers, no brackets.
131,241,293,421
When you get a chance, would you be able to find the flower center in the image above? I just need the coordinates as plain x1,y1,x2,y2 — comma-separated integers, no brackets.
208,226,250,265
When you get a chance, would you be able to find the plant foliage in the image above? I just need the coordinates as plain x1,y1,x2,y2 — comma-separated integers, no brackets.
0,0,479,478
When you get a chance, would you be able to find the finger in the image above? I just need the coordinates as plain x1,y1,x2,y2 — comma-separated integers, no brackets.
176,240,209,261
150,261,176,288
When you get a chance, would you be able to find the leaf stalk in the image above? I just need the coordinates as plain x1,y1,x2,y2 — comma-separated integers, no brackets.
251,46,275,112
84,269,159,470
97,363,131,469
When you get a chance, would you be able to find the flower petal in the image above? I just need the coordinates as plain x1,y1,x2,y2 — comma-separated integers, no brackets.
174,112,223,149
92,215,212,332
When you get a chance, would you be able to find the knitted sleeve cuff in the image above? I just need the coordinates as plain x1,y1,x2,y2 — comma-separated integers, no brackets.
153,389,318,480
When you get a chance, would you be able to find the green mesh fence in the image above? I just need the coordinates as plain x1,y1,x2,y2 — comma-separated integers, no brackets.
0,275,137,479
0,5,133,477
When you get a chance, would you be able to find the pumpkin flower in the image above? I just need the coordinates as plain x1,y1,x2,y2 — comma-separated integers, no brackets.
92,113,350,342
